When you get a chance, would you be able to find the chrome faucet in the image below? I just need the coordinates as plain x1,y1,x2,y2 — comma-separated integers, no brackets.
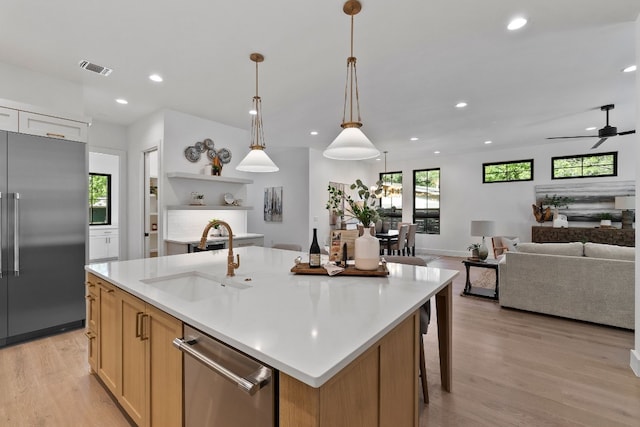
199,220,240,277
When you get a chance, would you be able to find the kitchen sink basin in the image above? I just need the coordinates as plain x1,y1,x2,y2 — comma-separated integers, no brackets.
141,271,251,302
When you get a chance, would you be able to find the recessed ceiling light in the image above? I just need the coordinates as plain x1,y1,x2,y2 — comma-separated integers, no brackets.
115,98,128,105
149,74,163,82
410,137,419,141
310,131,319,136
622,65,637,73
455,102,468,108
434,151,440,154
507,17,528,31
249,109,257,115
484,140,492,144
375,157,381,161
585,126,597,131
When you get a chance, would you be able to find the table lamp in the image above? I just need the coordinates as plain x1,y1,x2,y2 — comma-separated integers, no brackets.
614,196,635,229
470,220,496,260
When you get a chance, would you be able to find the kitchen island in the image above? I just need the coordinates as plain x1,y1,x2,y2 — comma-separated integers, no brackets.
86,246,458,426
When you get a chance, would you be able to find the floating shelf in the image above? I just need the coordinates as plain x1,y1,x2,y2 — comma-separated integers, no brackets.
166,205,254,211
166,172,253,184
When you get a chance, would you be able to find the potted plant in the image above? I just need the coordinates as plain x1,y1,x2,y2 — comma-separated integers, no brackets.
326,185,346,228
467,243,482,260
209,218,222,236
599,212,613,228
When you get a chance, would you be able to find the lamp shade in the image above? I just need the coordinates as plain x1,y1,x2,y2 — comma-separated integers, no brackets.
470,220,495,237
615,196,635,210
323,127,380,160
235,148,279,172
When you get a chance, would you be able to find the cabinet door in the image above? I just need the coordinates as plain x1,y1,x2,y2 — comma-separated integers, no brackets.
18,111,88,142
119,291,148,427
98,282,119,395
0,106,18,131
85,284,99,372
148,306,183,427
89,236,109,261
107,235,120,259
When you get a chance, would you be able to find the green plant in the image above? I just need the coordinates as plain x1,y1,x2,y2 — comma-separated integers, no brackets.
467,243,481,251
599,212,613,220
209,217,221,229
327,179,382,226
543,194,574,208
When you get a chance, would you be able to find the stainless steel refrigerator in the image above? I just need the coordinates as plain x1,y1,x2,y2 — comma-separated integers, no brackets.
0,130,86,347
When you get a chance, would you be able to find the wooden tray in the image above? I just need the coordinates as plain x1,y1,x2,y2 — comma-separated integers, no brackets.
290,263,389,276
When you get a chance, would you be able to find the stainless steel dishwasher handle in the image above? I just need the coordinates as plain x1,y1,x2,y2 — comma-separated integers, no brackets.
173,337,271,396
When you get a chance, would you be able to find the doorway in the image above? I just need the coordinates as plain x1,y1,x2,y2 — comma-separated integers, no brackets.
143,148,158,258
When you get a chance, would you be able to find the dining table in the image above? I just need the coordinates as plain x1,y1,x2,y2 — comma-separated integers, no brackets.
376,229,399,255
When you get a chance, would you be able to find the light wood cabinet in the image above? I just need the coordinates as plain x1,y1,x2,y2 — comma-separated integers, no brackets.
85,277,99,372
85,273,183,427
279,312,419,427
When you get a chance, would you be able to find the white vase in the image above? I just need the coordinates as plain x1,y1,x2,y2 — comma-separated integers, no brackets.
355,231,380,270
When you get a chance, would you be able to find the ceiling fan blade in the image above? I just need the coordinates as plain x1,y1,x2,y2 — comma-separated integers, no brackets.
546,135,597,140
617,130,636,136
591,137,607,149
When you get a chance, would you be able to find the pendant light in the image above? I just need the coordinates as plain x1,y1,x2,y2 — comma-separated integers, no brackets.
236,53,279,173
323,0,380,161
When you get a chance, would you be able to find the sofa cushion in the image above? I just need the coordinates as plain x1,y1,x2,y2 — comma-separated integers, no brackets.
515,242,584,257
584,242,635,261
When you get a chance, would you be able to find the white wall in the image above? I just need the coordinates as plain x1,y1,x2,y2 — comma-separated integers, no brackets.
246,147,309,249
632,13,640,377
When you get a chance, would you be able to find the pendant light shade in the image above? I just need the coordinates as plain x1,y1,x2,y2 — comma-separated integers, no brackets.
236,53,279,173
323,0,380,161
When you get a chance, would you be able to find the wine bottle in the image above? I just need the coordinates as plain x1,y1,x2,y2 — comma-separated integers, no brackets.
309,228,321,268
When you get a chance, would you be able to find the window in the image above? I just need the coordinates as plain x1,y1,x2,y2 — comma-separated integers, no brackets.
483,159,533,183
378,171,402,229
552,152,617,179
413,168,440,234
89,173,111,225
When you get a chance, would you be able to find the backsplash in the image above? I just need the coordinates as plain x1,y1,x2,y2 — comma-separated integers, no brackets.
166,210,248,239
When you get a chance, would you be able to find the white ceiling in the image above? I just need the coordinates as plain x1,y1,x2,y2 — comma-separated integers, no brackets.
1,0,639,161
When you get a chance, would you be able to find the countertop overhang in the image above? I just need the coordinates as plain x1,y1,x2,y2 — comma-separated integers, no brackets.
86,246,457,387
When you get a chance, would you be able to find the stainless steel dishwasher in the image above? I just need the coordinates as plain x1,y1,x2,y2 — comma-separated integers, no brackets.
173,325,276,427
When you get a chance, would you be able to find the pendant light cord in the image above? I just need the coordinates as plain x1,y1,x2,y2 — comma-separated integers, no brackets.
342,9,361,126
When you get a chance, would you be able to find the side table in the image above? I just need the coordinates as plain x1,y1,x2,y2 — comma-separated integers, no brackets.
461,259,499,300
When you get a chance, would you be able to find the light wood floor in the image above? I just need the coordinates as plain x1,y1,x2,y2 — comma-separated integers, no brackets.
1,256,638,427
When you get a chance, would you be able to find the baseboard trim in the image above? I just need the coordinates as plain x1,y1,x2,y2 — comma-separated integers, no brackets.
631,349,640,377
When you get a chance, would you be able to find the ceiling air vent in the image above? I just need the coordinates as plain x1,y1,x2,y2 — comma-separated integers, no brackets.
78,60,113,76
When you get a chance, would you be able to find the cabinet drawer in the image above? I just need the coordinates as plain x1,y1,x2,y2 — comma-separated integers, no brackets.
0,106,18,132
19,111,88,142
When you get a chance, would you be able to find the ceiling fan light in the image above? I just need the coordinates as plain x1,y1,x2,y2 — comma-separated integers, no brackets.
323,127,380,160
236,147,279,172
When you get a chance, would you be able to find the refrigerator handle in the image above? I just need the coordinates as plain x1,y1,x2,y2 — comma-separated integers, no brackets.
13,192,19,275
0,192,2,278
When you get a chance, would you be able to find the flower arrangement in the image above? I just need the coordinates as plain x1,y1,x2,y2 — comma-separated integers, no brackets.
326,179,382,226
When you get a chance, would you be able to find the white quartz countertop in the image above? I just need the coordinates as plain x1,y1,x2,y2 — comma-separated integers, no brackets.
86,246,457,387
164,232,263,245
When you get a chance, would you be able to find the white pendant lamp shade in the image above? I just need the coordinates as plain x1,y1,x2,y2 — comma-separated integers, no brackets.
323,0,380,161
235,52,279,173
324,127,379,160
236,147,279,172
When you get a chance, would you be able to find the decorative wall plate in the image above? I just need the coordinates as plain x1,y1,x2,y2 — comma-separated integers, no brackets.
217,148,232,164
184,146,201,162
204,138,215,149
195,141,205,152
206,148,218,161
224,193,235,205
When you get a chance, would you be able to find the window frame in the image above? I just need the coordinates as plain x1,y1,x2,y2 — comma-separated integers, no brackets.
413,168,440,235
551,152,618,180
378,170,403,230
482,159,534,183
89,172,112,226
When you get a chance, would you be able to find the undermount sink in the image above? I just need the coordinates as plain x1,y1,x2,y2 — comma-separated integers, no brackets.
141,271,251,302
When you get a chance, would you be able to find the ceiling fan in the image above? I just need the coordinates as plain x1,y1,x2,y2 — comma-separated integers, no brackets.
546,104,636,149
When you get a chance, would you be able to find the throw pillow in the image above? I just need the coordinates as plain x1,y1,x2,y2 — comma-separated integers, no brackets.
502,237,520,252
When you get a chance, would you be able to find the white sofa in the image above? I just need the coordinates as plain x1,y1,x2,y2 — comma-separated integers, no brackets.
499,242,634,329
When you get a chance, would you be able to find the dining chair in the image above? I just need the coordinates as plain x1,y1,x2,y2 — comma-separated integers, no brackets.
388,224,409,255
406,224,418,256
272,243,302,251
383,255,430,404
